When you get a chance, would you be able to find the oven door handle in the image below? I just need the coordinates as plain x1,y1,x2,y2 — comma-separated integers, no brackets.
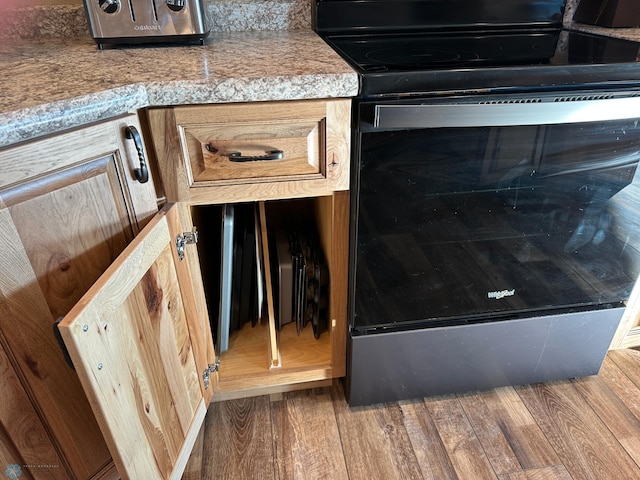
373,96,640,130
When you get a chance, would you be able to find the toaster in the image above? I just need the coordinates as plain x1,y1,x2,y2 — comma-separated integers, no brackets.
83,0,209,48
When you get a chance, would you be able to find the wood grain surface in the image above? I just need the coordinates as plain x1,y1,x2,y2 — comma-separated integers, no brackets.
58,205,207,480
0,340,66,480
147,99,350,206
0,113,158,480
185,348,640,480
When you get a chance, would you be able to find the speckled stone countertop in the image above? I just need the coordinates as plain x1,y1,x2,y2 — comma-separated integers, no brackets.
4,0,640,149
565,0,640,41
0,30,359,148
568,22,640,42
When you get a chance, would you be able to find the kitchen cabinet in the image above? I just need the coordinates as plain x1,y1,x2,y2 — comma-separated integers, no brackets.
55,98,351,479
0,114,159,479
146,99,351,394
0,339,66,480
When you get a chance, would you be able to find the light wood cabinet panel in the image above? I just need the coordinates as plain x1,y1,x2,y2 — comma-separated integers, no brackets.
612,289,640,349
1,98,351,480
58,204,212,480
143,99,351,399
146,99,351,205
0,114,158,479
0,339,66,480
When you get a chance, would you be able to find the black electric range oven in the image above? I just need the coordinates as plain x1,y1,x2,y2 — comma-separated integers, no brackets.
315,0,640,406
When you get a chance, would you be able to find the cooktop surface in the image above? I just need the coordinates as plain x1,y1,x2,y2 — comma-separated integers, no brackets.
323,29,640,96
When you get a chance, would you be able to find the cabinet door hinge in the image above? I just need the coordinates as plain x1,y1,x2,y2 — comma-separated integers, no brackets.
202,357,220,389
175,228,198,261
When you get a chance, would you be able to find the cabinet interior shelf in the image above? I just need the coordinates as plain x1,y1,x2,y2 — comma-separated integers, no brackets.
192,195,341,394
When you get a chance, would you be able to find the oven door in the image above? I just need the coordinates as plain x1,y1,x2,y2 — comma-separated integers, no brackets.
352,91,640,335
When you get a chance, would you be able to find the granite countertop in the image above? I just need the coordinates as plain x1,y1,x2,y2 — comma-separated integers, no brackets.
0,30,359,148
564,0,640,41
568,22,640,41
3,0,640,149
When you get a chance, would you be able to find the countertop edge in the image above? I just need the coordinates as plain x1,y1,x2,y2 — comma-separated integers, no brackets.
567,21,640,42
0,85,149,148
0,73,359,148
4,15,637,150
0,28,360,149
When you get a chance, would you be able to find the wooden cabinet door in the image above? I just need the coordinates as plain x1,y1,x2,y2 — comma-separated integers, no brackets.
0,114,158,479
58,204,215,480
0,340,67,480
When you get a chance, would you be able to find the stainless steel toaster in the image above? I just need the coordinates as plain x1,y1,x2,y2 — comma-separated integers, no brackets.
83,0,209,48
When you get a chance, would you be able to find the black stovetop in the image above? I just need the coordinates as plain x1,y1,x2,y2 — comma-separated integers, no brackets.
326,29,640,73
315,0,640,97
323,29,640,97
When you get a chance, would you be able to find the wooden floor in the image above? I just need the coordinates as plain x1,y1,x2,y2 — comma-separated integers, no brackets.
183,348,640,480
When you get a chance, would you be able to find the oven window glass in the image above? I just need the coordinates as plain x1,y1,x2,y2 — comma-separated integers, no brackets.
354,119,640,331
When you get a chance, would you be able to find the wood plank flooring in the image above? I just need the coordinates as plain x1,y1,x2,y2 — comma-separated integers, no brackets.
182,348,640,480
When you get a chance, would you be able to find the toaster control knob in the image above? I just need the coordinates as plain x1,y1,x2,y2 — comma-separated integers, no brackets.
166,0,185,11
98,0,119,14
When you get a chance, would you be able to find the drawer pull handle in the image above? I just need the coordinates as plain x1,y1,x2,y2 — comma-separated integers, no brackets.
227,150,284,162
124,125,149,183
206,144,285,162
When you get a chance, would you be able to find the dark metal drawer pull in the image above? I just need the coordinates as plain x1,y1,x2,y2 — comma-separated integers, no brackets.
205,145,284,162
226,149,284,162
124,125,149,183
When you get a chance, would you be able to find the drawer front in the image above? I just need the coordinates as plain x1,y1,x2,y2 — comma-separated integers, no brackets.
148,99,351,204
184,118,322,182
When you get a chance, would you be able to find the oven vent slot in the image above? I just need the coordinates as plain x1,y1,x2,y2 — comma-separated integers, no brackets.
479,99,542,104
477,93,640,106
552,93,640,102
554,94,617,102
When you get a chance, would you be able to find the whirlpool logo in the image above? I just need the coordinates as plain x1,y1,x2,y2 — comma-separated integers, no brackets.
488,289,516,300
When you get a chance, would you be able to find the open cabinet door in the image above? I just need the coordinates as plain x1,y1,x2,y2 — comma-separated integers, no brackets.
58,203,216,480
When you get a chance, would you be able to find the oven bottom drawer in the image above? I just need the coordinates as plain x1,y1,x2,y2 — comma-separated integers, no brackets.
346,307,624,406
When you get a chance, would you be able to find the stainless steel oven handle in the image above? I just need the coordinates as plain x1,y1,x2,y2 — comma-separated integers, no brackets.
374,96,640,130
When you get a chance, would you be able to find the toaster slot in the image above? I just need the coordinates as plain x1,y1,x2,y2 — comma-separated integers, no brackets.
128,0,136,21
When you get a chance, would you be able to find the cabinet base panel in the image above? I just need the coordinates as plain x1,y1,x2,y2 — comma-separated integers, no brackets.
212,378,336,402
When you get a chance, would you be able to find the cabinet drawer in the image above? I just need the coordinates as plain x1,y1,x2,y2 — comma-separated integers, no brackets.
147,99,351,204
185,118,322,182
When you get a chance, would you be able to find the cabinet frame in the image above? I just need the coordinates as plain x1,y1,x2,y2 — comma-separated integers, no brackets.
53,99,351,479
146,98,351,397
